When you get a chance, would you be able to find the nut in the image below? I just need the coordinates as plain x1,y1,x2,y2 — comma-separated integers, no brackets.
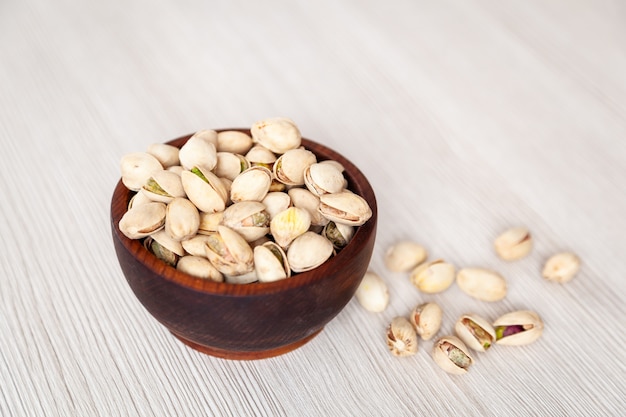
494,226,533,261
410,259,455,293
409,302,442,340
456,267,507,302
432,335,473,375
542,252,580,283
493,310,543,346
386,317,418,357
384,241,427,272
454,314,495,352
355,271,389,312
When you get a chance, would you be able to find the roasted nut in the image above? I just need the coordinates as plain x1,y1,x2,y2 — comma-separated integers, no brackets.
118,201,166,239
456,267,507,302
355,271,389,312
120,152,163,191
494,226,533,261
386,317,418,357
542,252,581,283
454,314,496,352
410,260,455,293
384,241,427,272
494,310,543,346
164,198,200,241
432,336,473,375
176,255,224,282
409,302,442,340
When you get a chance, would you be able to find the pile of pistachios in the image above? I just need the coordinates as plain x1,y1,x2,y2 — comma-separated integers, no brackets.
355,226,581,375
118,117,372,284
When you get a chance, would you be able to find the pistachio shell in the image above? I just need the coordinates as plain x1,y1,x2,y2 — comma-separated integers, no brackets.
456,267,507,302
287,231,334,273
269,207,311,248
127,189,152,209
118,202,166,239
189,129,218,146
179,134,217,171
288,188,329,226
454,314,496,352
386,317,418,357
432,336,473,375
180,167,228,213
221,201,270,242
355,271,389,312
251,117,302,154
493,310,544,346
181,234,215,257
142,170,186,203
318,191,372,226
261,192,292,220
322,221,354,250
254,242,291,282
176,255,224,282
149,229,185,256
229,166,272,203
410,260,455,293
304,162,345,196
494,227,533,261
273,148,317,185
384,241,428,273
410,302,442,341
204,225,254,276
144,234,180,267
120,152,163,191
165,198,200,241
147,143,180,168
214,152,249,181
216,130,253,154
245,145,277,166
542,252,581,283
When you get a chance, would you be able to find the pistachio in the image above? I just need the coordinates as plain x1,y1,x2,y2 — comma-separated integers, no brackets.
303,162,345,196
384,241,427,273
144,233,181,267
176,255,224,282
245,144,276,167
179,133,218,171
214,152,250,181
410,302,442,341
180,167,228,213
454,314,495,352
270,207,311,248
261,191,292,220
494,310,543,346
318,191,372,226
142,170,186,203
127,189,152,209
287,231,334,273
181,234,215,257
494,226,533,261
253,242,291,282
120,152,163,191
288,188,329,227
165,198,200,241
273,148,317,186
251,117,302,154
322,221,354,250
216,130,253,154
355,271,389,312
432,336,473,375
221,201,270,242
386,317,418,357
147,143,180,168
542,252,581,283
204,225,254,276
410,259,455,293
118,202,166,239
229,166,272,203
197,212,223,235
456,267,507,302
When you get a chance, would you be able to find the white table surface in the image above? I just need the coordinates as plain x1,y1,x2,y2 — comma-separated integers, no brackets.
1,0,625,416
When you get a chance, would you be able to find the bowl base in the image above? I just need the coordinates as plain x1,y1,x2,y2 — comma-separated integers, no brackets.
171,329,323,360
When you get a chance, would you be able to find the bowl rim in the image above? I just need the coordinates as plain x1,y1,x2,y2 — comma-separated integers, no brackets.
111,129,377,296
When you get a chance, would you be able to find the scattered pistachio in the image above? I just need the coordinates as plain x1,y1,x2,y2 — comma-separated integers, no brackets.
456,267,507,302
410,302,442,341
454,314,495,352
494,310,543,346
432,336,473,375
384,241,427,273
542,252,581,283
410,259,455,293
494,226,533,261
386,317,418,357
355,271,389,313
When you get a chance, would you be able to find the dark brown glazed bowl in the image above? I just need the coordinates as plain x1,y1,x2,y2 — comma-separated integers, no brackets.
110,130,377,360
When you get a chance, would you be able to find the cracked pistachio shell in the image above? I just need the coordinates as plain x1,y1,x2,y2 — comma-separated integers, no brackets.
386,317,418,357
355,271,389,313
542,252,581,283
181,167,228,213
318,191,372,226
270,207,311,248
254,242,291,282
493,310,544,346
179,133,218,171
214,152,250,181
181,234,215,257
144,231,182,267
147,143,180,168
204,225,254,276
273,148,317,186
245,145,277,166
221,201,270,242
165,198,200,241
384,241,428,273
456,267,507,302
322,221,354,250
251,117,301,154
494,226,533,261
176,255,224,282
120,152,163,191
119,202,166,239
410,260,455,294
304,162,345,196
148,229,185,256
432,336,473,375
288,188,329,227
410,302,442,341
198,212,223,235
454,314,496,352
287,231,334,273
261,192,292,220
216,130,253,154
229,166,272,203
142,170,186,203
128,189,152,210
189,129,218,146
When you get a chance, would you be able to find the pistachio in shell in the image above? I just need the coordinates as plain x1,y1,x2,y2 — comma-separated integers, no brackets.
204,225,254,276
432,336,473,375
164,198,200,241
253,242,291,282
120,152,163,191
216,130,253,154
318,191,372,226
454,314,496,352
493,310,544,346
270,207,311,248
180,167,228,213
251,117,302,154
176,255,224,282
287,231,334,273
410,302,442,341
229,166,272,203
118,201,166,239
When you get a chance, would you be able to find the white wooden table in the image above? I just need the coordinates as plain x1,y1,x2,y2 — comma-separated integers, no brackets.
1,0,625,415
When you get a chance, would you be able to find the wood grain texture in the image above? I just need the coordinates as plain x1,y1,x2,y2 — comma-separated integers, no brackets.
1,0,625,416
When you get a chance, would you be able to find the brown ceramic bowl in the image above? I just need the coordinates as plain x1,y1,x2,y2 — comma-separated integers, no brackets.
110,130,377,360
